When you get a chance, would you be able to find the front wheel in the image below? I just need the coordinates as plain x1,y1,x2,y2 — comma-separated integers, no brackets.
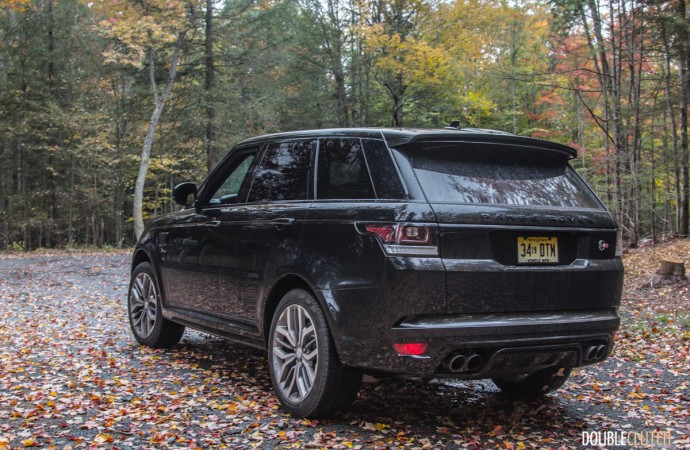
268,289,361,418
128,262,185,349
492,366,572,399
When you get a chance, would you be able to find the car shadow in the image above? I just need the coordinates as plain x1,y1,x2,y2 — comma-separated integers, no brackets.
349,377,574,434
161,332,581,441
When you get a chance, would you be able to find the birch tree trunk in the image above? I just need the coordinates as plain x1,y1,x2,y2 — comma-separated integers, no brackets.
133,36,184,241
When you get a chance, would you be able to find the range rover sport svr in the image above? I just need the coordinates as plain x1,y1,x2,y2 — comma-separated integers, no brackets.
127,127,623,418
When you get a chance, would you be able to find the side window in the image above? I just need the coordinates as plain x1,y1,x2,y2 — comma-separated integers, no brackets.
361,139,406,199
317,138,375,200
247,140,312,202
208,153,256,205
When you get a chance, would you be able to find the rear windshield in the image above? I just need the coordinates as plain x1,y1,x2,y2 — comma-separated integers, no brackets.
409,148,601,208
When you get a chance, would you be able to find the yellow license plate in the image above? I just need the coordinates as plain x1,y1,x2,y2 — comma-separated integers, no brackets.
517,237,558,264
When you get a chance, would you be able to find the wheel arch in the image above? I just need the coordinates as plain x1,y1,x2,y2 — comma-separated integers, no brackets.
130,246,168,305
262,274,321,345
131,249,151,271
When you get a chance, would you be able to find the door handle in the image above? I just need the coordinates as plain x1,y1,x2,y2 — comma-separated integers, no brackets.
273,217,295,230
206,220,222,228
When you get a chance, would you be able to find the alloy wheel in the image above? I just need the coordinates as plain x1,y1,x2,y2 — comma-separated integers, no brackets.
271,304,319,403
129,272,158,339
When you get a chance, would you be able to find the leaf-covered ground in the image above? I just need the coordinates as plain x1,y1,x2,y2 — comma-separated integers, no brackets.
0,246,688,449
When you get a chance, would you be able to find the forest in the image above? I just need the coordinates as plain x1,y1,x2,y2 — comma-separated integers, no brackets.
0,0,689,250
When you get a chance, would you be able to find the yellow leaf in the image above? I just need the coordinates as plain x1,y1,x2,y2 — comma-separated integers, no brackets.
94,434,114,444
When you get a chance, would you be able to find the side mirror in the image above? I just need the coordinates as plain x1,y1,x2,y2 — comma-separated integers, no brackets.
173,182,197,207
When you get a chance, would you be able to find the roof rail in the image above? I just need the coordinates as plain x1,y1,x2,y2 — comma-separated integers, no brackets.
444,121,514,136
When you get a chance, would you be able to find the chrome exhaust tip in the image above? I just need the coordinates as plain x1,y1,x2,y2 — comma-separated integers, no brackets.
444,353,467,372
443,352,484,373
466,353,484,372
584,345,598,361
595,344,607,360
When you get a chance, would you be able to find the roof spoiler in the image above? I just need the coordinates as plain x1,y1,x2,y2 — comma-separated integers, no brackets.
444,121,515,136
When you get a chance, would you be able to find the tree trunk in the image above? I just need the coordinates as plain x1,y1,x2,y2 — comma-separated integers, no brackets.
387,73,405,127
133,38,184,241
661,20,680,234
47,0,60,247
205,0,216,173
679,0,690,237
392,93,403,127
326,0,349,127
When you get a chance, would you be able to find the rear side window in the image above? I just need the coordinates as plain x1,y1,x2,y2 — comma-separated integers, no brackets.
317,139,375,200
248,140,313,202
409,147,601,208
361,139,406,199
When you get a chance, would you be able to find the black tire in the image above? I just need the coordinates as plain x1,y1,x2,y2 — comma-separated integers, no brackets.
268,289,362,418
492,366,572,399
127,262,185,349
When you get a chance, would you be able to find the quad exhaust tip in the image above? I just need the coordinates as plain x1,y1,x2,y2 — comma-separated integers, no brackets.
443,343,609,374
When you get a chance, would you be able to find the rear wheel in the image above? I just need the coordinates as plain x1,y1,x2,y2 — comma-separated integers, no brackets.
128,262,185,349
492,366,572,399
268,289,361,418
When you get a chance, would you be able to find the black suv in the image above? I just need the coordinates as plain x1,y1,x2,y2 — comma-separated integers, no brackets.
128,128,623,418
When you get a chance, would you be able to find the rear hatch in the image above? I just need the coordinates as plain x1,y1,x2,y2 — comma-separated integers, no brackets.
398,138,623,314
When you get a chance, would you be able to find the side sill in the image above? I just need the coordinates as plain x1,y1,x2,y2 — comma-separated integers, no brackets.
162,307,264,349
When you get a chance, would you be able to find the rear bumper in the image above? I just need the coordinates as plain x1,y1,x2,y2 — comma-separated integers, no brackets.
333,308,620,378
318,251,623,378
395,309,619,339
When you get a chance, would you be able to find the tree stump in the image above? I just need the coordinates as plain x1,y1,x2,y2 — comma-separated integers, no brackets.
657,259,685,277
645,259,686,288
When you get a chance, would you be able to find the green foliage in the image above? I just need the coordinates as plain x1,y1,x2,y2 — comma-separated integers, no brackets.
0,0,688,247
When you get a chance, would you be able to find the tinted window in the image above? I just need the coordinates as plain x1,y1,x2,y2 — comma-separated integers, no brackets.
362,139,406,199
208,153,256,205
317,139,375,200
410,149,601,208
248,140,312,202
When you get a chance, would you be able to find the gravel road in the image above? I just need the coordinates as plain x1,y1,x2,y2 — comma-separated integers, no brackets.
0,252,687,449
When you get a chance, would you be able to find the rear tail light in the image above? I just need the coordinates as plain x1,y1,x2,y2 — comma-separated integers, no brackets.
360,224,438,256
398,225,431,244
364,225,396,243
